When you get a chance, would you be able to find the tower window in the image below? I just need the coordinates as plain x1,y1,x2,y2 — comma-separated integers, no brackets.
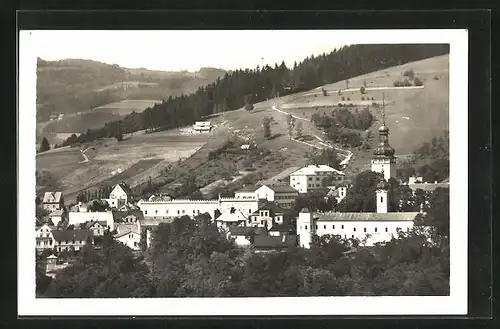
364,228,367,232
341,225,344,229
324,225,326,229
333,225,335,229
353,227,356,232
315,225,318,230
305,225,308,230
375,227,378,232
385,227,388,232
380,196,383,203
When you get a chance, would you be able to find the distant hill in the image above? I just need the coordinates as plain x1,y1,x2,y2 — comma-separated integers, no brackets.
36,58,226,123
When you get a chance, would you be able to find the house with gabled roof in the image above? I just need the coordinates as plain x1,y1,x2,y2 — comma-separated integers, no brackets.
234,183,299,209
289,164,345,193
35,223,55,251
247,201,285,228
227,226,267,247
105,183,133,208
113,221,142,250
215,207,248,229
253,234,298,253
42,191,64,212
83,220,109,236
51,229,93,252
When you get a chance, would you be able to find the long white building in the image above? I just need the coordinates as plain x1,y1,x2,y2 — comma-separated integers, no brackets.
297,179,419,248
137,196,264,220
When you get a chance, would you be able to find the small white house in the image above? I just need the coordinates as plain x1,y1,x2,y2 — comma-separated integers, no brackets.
35,224,55,251
192,121,212,133
107,183,132,208
114,222,142,250
42,192,64,212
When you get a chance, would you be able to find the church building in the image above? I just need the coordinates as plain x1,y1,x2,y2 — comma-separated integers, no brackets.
296,118,419,248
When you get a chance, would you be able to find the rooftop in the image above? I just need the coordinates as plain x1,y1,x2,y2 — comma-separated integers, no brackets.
115,183,133,196
253,234,297,249
314,212,420,222
252,201,285,215
42,191,63,204
216,208,248,222
408,182,450,192
51,229,92,242
290,165,344,176
114,223,140,238
261,184,298,194
111,210,145,223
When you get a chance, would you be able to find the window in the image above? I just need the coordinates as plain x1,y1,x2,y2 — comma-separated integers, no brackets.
308,177,312,181
134,242,138,247
182,210,185,214
316,184,320,187
375,227,378,232
72,240,75,244
145,210,147,215
353,227,356,232
333,225,335,229
380,196,383,203
166,210,169,214
155,210,158,214
352,235,354,239
324,225,326,229
364,228,367,232
341,225,344,229
193,210,196,214
315,225,318,230
305,225,308,230
177,210,180,214
385,227,388,232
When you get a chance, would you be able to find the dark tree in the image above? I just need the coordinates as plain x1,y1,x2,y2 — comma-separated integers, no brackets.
39,137,50,152
262,117,272,139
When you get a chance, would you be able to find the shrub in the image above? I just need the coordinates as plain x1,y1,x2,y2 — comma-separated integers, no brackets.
414,77,424,86
361,97,365,101
403,69,415,80
341,96,345,101
433,75,439,80
347,97,351,101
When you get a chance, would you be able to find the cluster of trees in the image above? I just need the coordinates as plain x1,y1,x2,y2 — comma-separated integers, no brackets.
312,107,374,131
311,107,373,147
39,186,450,298
286,114,303,140
306,148,342,170
394,69,424,87
60,44,449,146
76,185,116,203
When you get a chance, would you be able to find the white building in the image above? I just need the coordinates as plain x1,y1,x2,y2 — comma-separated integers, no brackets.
193,121,212,133
51,229,94,252
104,183,132,208
42,191,64,212
113,221,142,250
137,197,262,220
371,122,397,181
68,211,115,231
246,201,285,228
35,223,55,251
215,207,248,229
297,179,419,248
289,165,345,193
234,183,299,208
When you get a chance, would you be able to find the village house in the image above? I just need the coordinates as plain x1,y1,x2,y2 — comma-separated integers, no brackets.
83,220,109,236
215,207,248,229
268,223,295,237
42,191,64,212
246,201,285,228
51,229,93,252
103,183,133,208
289,165,345,193
113,221,142,250
252,234,298,253
235,183,299,209
227,226,267,247
407,176,450,194
324,185,349,204
47,208,67,227
35,223,55,252
68,210,115,231
192,121,212,133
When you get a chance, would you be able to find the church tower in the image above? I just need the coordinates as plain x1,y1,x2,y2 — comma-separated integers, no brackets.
376,178,390,214
371,93,396,181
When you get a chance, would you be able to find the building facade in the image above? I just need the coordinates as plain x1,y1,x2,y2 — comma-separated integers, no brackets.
35,224,55,251
234,184,299,209
289,165,345,193
297,179,419,248
42,192,64,212
51,229,93,252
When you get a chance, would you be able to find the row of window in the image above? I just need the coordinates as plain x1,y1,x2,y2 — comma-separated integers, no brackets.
301,224,405,233
144,208,255,216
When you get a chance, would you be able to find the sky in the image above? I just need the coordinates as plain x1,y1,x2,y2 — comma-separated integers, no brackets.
30,30,346,72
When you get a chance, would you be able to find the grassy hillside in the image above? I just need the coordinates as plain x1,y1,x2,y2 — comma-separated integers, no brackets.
36,54,449,203
36,58,226,137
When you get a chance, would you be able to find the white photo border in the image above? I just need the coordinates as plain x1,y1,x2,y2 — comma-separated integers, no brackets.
18,29,468,316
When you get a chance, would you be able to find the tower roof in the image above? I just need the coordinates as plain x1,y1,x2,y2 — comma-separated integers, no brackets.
376,179,391,190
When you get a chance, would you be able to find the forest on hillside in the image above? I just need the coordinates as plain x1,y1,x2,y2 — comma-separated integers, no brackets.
59,44,449,147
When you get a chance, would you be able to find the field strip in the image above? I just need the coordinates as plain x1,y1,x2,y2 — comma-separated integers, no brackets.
271,105,311,122
300,85,425,97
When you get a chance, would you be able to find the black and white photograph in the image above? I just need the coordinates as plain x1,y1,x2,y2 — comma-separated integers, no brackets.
18,29,468,316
